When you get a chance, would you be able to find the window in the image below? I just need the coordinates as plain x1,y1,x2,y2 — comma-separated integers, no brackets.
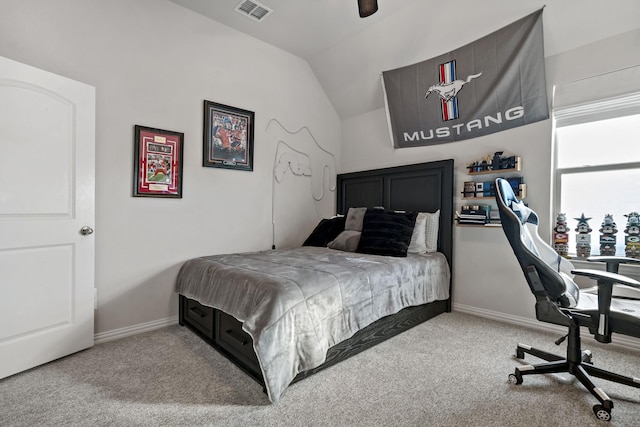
553,93,640,257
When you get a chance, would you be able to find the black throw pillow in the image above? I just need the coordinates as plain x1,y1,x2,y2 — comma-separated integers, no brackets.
357,208,417,257
302,216,346,247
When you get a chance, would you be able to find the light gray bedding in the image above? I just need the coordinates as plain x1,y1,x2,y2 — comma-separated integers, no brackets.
175,246,450,402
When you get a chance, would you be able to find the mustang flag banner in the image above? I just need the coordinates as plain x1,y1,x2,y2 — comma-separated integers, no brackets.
382,9,549,148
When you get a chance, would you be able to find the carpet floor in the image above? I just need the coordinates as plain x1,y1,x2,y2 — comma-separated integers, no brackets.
1,311,639,426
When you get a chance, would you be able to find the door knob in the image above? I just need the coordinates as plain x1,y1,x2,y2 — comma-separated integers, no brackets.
80,226,94,235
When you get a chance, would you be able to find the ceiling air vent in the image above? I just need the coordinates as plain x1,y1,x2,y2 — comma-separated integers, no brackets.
234,0,273,22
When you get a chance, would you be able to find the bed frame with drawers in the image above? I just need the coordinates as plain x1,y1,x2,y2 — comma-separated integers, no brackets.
178,159,454,390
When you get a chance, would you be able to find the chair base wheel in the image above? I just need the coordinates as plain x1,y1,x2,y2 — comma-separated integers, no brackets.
593,404,611,421
508,371,523,385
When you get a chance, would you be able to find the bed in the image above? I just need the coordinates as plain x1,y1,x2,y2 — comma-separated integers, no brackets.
175,159,454,402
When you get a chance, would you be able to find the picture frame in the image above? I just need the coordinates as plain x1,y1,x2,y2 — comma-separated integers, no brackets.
203,100,254,171
133,125,184,198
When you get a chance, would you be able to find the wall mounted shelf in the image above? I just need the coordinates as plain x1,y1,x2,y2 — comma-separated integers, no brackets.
458,154,524,228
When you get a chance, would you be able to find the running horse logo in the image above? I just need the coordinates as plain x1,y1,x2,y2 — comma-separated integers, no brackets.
425,60,482,121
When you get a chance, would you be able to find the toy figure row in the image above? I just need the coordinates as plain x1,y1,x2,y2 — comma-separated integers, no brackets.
553,212,640,258
466,151,519,173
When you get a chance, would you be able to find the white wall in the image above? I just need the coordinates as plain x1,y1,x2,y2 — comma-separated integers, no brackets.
1,0,638,337
0,0,341,333
341,28,640,321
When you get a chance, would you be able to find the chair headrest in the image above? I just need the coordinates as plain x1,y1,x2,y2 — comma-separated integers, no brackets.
496,178,537,226
511,200,534,224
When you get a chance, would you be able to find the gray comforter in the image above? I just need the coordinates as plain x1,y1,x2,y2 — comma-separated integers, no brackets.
175,246,450,402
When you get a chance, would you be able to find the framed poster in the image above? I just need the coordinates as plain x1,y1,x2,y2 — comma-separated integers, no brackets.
203,100,254,171
133,125,184,198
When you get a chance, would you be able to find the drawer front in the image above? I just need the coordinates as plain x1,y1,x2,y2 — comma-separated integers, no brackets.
183,298,214,339
215,310,260,371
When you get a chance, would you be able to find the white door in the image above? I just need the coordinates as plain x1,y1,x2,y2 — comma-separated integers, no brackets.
0,56,95,379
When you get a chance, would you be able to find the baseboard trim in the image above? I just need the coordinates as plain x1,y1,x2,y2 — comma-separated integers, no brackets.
95,306,640,353
452,303,640,353
94,316,178,344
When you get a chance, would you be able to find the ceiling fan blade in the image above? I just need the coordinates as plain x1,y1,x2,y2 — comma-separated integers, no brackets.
358,0,378,18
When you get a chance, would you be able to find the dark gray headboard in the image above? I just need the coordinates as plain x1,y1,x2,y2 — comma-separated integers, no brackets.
336,159,454,271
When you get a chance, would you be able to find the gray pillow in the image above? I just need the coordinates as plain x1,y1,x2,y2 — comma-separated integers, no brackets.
327,230,361,252
345,207,367,231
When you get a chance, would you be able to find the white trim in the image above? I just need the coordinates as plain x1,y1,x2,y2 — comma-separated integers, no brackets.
452,303,640,352
553,91,640,126
94,316,178,344
94,306,640,353
380,74,395,148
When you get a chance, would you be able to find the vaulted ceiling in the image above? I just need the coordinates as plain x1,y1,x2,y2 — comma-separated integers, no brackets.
169,0,640,119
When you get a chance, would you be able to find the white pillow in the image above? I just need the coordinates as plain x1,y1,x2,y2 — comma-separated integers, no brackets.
408,213,427,253
408,210,440,254
424,210,440,253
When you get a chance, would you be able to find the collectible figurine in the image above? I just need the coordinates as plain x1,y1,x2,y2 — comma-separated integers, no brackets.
574,213,592,258
553,213,569,257
599,214,618,256
624,211,640,258
467,155,490,173
467,151,518,173
490,151,518,170
467,160,483,173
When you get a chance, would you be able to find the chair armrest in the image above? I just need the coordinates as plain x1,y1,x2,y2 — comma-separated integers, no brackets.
571,268,640,288
586,256,640,273
572,268,640,343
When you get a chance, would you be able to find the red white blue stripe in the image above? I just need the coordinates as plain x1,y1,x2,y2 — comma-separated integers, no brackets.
439,60,458,121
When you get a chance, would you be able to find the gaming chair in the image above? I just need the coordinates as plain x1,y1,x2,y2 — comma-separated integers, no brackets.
494,177,640,421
